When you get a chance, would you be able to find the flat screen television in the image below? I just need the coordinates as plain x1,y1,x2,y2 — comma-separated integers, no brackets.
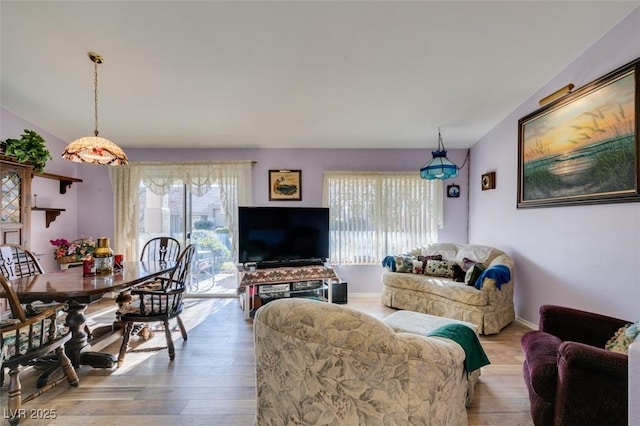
238,206,329,268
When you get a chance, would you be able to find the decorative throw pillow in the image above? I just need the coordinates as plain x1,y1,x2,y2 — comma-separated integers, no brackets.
452,264,466,282
424,259,457,278
415,255,442,274
465,264,486,287
412,260,425,274
394,255,416,273
605,321,640,354
418,254,443,263
461,257,480,272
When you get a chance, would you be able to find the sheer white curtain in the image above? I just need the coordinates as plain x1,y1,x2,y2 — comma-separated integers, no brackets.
322,171,443,264
109,161,253,262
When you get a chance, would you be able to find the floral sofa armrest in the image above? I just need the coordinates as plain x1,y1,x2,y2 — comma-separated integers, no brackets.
476,254,514,291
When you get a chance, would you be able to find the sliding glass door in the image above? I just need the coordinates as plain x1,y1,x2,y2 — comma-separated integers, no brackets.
138,181,236,298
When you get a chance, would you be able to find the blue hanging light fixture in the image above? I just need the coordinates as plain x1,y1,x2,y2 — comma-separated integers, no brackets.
420,129,459,180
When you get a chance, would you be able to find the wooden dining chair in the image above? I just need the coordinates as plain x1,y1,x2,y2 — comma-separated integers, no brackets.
128,237,181,338
0,244,44,280
116,244,196,367
0,275,79,425
0,244,46,387
139,237,181,263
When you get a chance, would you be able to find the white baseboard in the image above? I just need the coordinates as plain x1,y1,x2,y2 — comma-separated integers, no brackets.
515,316,537,330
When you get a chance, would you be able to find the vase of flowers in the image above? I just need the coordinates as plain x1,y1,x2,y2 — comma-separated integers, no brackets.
51,237,96,263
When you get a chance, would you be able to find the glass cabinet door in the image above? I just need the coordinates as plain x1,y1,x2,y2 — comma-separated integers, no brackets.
1,160,32,246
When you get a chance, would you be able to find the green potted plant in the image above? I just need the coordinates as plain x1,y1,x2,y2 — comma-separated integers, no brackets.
2,129,52,174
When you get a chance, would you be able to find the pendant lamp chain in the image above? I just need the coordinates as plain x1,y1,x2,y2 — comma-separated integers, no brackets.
92,53,101,137
419,128,459,180
61,51,128,165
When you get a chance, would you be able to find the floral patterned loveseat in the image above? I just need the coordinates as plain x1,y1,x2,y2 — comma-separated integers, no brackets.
254,298,474,426
381,243,515,335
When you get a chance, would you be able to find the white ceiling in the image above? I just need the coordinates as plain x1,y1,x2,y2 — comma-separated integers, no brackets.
1,1,638,150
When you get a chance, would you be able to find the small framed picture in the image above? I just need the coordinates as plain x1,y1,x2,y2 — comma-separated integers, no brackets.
269,170,302,201
481,172,496,191
447,184,460,198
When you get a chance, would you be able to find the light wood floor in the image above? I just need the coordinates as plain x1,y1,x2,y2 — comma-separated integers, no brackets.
1,296,534,425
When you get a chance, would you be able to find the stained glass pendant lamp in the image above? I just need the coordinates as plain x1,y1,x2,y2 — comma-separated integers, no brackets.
420,129,458,180
62,52,128,165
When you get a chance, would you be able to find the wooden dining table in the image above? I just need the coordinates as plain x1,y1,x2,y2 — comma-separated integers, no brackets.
0,260,176,370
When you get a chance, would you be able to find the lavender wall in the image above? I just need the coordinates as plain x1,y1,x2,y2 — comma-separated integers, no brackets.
1,108,81,272
105,147,470,293
0,114,470,292
469,7,640,325
10,8,637,303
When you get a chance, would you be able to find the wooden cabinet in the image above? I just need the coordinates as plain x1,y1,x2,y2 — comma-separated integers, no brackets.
1,157,32,247
1,155,85,240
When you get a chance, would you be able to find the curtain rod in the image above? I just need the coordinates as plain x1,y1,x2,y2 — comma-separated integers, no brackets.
125,160,257,166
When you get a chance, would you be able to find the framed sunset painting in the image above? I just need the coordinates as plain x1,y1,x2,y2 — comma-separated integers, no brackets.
517,57,640,208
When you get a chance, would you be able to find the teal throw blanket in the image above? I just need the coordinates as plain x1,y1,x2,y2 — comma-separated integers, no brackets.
427,323,490,373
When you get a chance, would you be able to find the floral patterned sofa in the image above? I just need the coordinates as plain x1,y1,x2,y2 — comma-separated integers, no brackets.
254,298,478,426
381,243,515,335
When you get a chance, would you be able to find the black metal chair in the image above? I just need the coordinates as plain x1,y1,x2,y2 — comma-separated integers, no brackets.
139,237,181,263
116,244,196,367
1,275,79,425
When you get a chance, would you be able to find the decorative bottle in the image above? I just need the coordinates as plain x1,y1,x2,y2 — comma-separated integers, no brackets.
94,237,114,275
83,255,96,277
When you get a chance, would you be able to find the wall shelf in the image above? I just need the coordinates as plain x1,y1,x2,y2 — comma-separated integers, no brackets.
32,207,66,228
37,172,83,194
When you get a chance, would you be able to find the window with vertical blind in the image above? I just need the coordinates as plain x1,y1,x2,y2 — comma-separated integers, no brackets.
323,171,443,265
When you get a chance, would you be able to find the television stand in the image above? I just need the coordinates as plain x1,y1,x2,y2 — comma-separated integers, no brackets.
237,264,340,319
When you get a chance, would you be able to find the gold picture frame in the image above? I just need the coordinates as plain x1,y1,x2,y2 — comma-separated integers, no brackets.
517,57,640,208
269,170,302,201
481,172,496,191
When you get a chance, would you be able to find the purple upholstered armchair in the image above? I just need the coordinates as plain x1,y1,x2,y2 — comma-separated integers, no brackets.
520,305,629,426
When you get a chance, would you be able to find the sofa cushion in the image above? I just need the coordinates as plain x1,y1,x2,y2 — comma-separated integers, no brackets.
117,295,182,316
423,243,459,261
521,331,562,401
383,272,489,306
454,245,495,265
1,318,68,360
424,259,457,278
